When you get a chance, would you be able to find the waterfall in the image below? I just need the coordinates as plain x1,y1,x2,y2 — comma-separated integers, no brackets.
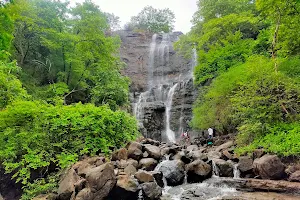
133,32,195,143
148,34,157,89
233,164,241,179
212,160,220,177
165,83,178,143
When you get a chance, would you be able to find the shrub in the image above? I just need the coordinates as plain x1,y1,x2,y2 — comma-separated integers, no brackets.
0,101,138,198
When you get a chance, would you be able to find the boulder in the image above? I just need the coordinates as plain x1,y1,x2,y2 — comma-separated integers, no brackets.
289,171,300,182
186,160,212,183
117,148,128,160
124,164,137,175
157,160,185,186
253,155,285,180
238,156,253,171
127,142,143,160
144,144,161,160
151,171,164,187
85,163,116,200
222,150,233,160
141,182,162,200
215,141,234,152
141,138,160,146
116,173,139,192
253,149,265,159
74,188,92,200
160,147,170,156
139,158,158,171
57,168,81,200
207,151,222,160
107,173,139,200
186,145,198,152
134,170,154,183
116,159,128,169
143,151,149,158
213,159,234,177
127,158,139,168
188,150,208,161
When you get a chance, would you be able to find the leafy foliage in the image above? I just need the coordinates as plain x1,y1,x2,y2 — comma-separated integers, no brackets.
184,0,300,156
0,61,28,108
0,101,138,189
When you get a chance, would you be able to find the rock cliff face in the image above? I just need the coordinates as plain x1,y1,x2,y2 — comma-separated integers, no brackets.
118,30,196,142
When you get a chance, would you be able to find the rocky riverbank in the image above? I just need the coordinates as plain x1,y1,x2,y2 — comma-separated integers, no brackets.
35,137,300,200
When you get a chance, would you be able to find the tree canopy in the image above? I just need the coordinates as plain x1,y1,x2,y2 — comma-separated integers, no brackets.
0,0,138,198
128,5,175,33
176,0,300,156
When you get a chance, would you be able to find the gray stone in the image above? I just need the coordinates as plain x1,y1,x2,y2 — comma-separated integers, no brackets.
238,156,253,172
141,182,162,200
213,159,234,177
157,160,185,186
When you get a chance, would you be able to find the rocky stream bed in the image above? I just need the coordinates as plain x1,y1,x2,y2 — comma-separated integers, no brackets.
37,137,300,200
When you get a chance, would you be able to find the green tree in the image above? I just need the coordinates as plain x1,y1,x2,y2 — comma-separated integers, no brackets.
130,6,175,33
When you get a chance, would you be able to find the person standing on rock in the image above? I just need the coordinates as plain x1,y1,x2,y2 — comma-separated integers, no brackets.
207,127,214,146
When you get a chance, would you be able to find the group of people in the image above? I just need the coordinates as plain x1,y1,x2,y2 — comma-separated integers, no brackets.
180,127,214,146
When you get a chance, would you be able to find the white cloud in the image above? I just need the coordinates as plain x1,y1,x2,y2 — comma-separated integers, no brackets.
70,0,198,33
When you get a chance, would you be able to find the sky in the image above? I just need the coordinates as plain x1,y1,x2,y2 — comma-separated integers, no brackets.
71,0,198,33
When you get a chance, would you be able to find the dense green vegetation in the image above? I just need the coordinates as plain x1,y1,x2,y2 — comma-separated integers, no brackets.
0,0,138,198
176,0,300,156
125,5,175,33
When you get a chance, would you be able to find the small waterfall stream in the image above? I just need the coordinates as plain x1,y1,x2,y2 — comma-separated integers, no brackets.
165,83,178,143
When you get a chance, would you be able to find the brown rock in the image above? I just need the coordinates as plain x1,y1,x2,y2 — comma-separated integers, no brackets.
289,170,300,182
127,158,139,168
118,148,128,160
253,155,285,180
215,141,234,152
116,173,139,192
58,168,81,200
85,163,116,200
127,142,143,160
222,150,233,160
238,156,253,172
139,158,158,171
134,170,154,183
124,164,137,175
74,188,92,200
253,149,265,159
186,160,212,183
144,144,161,160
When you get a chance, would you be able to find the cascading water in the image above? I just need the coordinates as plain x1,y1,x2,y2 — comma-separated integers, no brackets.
233,164,241,179
165,83,178,143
